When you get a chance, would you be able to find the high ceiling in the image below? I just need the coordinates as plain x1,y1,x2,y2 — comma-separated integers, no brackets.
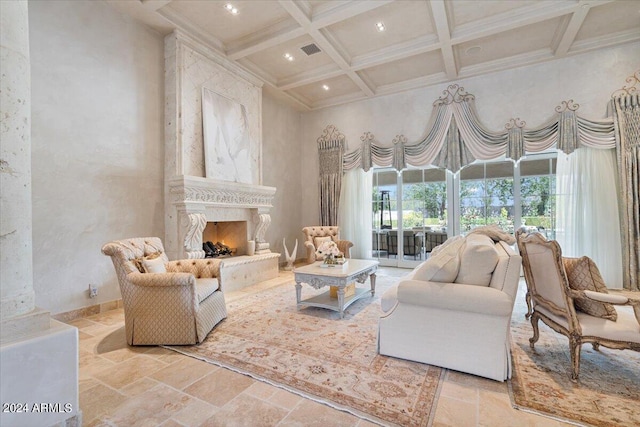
109,0,640,110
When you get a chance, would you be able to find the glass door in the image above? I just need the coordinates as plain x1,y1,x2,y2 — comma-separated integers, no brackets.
371,169,398,266
401,168,448,267
371,167,448,268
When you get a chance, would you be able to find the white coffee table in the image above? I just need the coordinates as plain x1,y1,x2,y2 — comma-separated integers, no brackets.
293,259,378,318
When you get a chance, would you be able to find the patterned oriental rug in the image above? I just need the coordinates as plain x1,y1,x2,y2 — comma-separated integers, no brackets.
165,274,443,427
509,291,640,427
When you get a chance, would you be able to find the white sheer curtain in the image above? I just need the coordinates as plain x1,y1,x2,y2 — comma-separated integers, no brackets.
338,168,373,259
555,148,623,288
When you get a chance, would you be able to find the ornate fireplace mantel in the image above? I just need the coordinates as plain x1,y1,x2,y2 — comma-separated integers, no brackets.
166,175,276,260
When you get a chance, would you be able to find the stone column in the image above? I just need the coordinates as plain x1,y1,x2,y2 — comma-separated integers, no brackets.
1,4,79,425
0,0,37,324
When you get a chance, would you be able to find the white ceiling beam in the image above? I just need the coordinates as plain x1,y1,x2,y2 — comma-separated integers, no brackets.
451,1,580,45
227,24,306,60
568,27,640,54
350,34,440,70
279,0,374,97
375,72,449,97
458,48,555,80
554,4,591,56
311,0,394,29
278,65,345,90
430,0,457,79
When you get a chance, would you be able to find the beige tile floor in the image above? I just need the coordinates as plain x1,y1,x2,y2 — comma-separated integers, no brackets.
72,268,572,427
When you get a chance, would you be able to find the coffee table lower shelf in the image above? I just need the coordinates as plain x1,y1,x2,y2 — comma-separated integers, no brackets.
297,287,372,316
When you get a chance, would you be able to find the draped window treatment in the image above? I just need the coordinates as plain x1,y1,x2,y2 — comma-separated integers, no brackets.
609,92,640,291
342,85,615,174
317,125,344,226
317,79,638,289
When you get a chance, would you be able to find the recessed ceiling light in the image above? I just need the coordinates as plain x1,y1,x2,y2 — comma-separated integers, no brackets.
224,3,238,14
322,84,330,91
283,53,294,62
465,46,482,55
376,22,385,32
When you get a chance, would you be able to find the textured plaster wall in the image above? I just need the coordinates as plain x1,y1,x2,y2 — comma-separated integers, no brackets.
262,93,303,263
29,0,164,314
300,42,640,226
175,41,261,181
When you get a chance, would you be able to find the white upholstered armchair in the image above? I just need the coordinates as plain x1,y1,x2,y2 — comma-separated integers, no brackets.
302,226,353,264
102,237,227,345
378,231,522,381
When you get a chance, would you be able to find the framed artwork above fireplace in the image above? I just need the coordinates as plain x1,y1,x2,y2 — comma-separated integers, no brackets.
202,87,257,184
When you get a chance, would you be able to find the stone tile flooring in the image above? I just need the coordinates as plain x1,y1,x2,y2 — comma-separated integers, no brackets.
72,268,571,426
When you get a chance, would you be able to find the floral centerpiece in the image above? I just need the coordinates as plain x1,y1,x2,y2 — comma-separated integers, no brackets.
315,241,345,266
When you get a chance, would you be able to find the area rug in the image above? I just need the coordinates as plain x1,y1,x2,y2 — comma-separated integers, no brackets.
509,293,640,427
165,274,443,427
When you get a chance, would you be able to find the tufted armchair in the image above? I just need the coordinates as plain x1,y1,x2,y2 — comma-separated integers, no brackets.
302,226,353,264
101,237,227,345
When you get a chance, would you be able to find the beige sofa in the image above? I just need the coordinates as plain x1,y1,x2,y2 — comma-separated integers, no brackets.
378,232,522,381
102,237,227,345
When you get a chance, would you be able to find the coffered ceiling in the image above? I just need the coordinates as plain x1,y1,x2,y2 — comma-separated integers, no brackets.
109,0,640,110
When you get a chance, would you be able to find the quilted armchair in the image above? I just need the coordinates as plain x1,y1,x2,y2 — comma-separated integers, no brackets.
101,237,227,345
302,226,353,264
379,231,522,381
516,229,640,380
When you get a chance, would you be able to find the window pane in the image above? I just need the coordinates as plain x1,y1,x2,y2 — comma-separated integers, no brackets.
460,161,515,233
519,156,557,239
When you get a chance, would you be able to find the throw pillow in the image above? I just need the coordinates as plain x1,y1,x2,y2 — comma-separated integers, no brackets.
142,254,167,274
563,256,617,321
468,224,516,245
455,235,499,286
413,236,464,283
313,236,333,249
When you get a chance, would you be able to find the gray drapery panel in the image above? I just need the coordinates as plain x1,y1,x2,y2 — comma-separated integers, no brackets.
506,118,525,161
342,84,616,173
317,125,344,226
610,94,640,291
433,117,475,172
393,135,407,171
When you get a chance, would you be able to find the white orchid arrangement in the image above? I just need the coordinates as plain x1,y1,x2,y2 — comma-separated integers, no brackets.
315,240,341,259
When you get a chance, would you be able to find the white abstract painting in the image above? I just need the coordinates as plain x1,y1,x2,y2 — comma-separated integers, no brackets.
202,87,254,184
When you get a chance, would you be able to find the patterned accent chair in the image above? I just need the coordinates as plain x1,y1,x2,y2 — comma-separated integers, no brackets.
102,237,227,345
516,229,640,380
302,226,353,264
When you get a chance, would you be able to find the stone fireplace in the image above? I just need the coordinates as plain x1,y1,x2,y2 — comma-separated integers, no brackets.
163,31,281,291
165,175,280,291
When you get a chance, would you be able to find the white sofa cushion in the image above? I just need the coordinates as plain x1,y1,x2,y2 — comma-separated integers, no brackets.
413,237,464,283
537,305,640,343
396,280,514,316
455,234,499,286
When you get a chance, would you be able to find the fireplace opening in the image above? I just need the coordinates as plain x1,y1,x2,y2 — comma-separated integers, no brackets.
203,221,248,257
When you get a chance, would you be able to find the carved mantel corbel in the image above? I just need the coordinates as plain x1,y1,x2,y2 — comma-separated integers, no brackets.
254,213,271,255
183,212,207,259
